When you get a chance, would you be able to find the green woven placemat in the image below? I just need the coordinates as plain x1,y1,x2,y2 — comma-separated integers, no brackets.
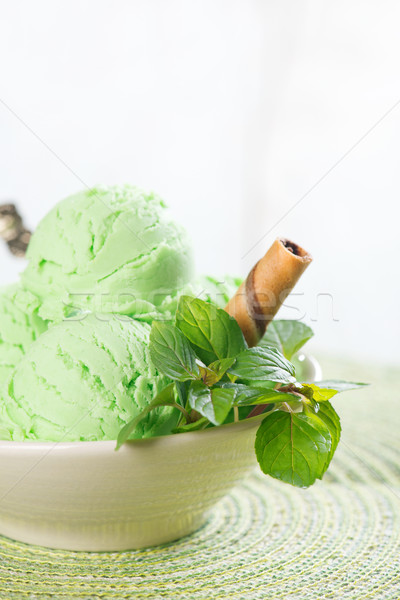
1,358,399,600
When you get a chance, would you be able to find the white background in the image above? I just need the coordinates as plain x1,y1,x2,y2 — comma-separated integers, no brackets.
0,1,399,366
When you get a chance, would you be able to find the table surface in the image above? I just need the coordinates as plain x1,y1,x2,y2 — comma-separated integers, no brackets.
0,356,399,600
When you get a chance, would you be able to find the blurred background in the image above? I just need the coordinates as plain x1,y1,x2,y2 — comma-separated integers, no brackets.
0,0,399,366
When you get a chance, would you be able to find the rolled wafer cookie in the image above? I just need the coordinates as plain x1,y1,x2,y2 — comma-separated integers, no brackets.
225,238,312,347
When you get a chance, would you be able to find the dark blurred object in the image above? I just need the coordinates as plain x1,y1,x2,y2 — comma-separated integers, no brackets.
0,203,31,257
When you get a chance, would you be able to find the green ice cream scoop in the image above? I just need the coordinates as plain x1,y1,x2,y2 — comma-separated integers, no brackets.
21,185,194,322
0,314,178,442
0,284,47,387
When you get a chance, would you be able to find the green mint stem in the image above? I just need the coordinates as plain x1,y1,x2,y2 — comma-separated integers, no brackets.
173,403,191,424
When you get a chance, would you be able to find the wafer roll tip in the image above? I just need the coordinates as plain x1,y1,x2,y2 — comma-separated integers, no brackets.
225,238,312,347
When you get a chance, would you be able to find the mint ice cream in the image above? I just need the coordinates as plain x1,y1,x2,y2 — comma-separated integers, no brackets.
0,183,242,444
0,284,47,387
21,185,194,322
0,314,177,442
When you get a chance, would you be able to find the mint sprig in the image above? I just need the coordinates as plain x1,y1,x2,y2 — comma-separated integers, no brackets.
116,297,368,489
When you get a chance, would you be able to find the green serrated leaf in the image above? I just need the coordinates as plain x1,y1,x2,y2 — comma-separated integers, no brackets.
217,382,301,406
188,381,235,425
315,380,369,392
116,383,176,450
237,380,276,390
200,357,236,386
314,400,341,472
228,346,296,383
259,320,314,360
300,383,338,402
255,409,332,487
149,321,200,382
176,296,246,364
172,417,210,434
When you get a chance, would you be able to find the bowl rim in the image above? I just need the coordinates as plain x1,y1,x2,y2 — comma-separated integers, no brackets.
0,413,266,452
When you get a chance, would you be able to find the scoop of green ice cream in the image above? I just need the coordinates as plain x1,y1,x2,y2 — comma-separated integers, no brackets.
0,314,178,442
0,284,47,387
21,185,194,322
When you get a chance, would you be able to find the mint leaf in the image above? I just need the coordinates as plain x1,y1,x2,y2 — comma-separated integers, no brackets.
199,357,236,386
315,400,341,472
149,321,200,382
255,409,332,487
260,320,314,360
217,382,300,406
175,381,190,406
237,380,276,391
116,383,176,450
300,383,338,402
176,296,246,364
188,381,235,425
228,347,296,383
299,380,368,402
315,380,368,393
172,417,209,433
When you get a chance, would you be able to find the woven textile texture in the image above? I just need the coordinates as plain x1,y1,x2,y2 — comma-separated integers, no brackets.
0,358,399,599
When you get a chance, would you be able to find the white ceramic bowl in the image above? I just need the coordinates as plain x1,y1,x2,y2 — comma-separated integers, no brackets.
0,354,321,551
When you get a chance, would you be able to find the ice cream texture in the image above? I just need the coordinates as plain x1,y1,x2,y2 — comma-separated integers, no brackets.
0,284,47,387
21,185,194,322
0,184,242,443
0,315,177,442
